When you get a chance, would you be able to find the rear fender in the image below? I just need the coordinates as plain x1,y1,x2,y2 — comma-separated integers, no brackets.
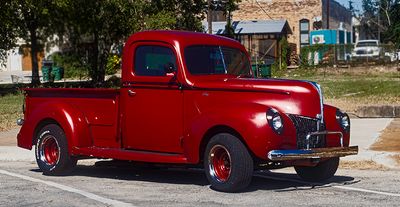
17,101,91,152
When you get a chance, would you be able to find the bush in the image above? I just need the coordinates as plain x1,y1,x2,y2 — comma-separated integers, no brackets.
105,54,121,75
52,53,89,79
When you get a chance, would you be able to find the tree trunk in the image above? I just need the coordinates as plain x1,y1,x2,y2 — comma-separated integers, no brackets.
29,24,40,86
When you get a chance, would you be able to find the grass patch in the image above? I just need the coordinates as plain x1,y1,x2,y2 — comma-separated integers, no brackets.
0,93,24,131
273,67,400,112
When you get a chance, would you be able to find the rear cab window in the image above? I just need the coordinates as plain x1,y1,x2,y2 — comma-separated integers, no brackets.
134,45,177,76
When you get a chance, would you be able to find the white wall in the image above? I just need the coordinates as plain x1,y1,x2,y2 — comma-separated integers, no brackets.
0,48,22,72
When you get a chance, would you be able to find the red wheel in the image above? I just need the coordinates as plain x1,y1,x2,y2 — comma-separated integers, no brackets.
39,135,60,166
204,133,253,192
209,145,231,182
35,124,77,175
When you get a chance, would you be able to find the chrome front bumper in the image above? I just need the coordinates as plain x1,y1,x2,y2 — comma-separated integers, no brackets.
268,146,358,161
268,130,358,161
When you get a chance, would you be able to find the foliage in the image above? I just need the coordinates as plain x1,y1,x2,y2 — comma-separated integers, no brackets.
52,53,89,79
361,0,400,46
105,55,121,76
0,1,19,65
279,37,289,70
145,0,206,31
0,0,59,85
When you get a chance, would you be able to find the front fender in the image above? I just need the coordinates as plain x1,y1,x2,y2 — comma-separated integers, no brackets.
17,101,91,152
183,102,296,163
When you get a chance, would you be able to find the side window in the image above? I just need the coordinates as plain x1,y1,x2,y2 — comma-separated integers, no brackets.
134,45,177,76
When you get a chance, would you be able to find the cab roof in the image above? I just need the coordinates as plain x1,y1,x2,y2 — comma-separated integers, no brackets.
125,30,245,50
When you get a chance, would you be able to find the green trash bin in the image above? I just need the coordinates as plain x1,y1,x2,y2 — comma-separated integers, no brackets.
251,64,271,78
259,64,271,78
41,66,51,82
51,67,64,81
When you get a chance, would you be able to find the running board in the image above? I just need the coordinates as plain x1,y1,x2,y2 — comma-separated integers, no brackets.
72,147,188,164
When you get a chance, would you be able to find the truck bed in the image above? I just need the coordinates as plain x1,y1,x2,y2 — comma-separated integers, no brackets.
24,88,120,148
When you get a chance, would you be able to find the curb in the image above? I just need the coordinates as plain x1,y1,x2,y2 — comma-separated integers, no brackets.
356,106,400,118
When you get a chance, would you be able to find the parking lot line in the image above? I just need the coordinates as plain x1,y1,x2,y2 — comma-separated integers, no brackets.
255,174,400,197
0,169,136,207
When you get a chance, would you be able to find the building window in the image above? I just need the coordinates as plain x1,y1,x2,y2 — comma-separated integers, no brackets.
299,19,310,47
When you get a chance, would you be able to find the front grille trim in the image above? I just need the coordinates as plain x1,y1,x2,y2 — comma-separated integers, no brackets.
287,114,326,149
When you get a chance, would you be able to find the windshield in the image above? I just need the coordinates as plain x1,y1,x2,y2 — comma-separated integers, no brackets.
184,45,251,76
356,41,378,47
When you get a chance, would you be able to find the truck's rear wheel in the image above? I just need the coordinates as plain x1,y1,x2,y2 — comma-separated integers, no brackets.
35,124,77,175
294,157,339,182
204,133,253,192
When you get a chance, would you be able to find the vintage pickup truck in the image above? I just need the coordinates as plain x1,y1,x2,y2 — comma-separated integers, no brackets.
17,31,358,192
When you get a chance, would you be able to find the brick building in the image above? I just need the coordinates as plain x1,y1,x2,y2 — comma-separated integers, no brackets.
232,0,352,61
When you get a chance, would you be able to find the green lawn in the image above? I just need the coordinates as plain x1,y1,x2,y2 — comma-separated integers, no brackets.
276,67,400,112
0,93,23,131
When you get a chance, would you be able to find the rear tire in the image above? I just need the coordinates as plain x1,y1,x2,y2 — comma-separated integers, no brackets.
35,124,77,175
204,133,253,192
294,157,339,182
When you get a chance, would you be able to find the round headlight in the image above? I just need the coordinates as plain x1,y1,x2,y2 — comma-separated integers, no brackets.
267,108,284,134
336,110,350,132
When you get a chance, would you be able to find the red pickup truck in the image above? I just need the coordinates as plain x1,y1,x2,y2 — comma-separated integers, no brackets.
17,31,358,192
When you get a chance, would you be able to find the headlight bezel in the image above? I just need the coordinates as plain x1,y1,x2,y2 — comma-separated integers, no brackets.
267,108,284,135
336,110,350,133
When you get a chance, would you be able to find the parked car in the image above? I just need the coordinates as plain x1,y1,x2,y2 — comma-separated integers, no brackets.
17,31,358,192
351,40,382,60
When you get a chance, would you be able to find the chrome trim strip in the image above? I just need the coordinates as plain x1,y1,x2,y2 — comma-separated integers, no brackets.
305,130,344,149
267,146,358,161
306,81,324,124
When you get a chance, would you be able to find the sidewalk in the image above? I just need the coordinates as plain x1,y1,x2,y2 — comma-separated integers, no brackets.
342,118,400,169
0,70,42,84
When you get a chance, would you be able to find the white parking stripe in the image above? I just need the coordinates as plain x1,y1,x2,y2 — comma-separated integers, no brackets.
0,169,136,207
255,174,400,197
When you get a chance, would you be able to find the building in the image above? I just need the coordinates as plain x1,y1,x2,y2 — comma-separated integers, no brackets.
204,20,292,64
231,0,352,64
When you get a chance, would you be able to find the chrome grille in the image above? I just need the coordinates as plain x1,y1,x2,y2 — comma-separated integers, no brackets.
288,114,326,149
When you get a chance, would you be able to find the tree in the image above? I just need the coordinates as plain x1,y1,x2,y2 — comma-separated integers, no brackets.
361,0,400,45
1,0,56,85
223,0,240,38
0,1,19,65
145,0,206,31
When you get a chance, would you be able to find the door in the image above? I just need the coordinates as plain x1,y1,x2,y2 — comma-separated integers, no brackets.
121,43,184,154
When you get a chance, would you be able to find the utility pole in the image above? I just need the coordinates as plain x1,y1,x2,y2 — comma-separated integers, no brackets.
208,0,212,34
378,0,381,43
327,0,330,29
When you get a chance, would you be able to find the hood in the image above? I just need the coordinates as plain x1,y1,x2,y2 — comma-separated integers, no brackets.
191,77,323,118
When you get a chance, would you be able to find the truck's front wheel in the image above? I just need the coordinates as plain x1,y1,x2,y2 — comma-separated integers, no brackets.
294,157,339,182
204,133,253,192
35,124,77,175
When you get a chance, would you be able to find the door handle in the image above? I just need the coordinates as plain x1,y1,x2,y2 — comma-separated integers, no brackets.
128,89,136,97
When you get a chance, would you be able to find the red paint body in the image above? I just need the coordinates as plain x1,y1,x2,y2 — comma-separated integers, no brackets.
17,31,350,166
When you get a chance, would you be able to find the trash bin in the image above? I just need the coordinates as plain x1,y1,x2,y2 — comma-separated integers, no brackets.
52,66,64,81
41,66,51,82
251,64,271,78
259,64,271,78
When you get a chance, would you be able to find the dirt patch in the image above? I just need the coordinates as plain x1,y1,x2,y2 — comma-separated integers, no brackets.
370,118,400,152
339,160,389,170
390,154,400,166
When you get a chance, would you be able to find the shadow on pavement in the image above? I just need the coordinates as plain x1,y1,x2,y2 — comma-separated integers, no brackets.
29,160,355,193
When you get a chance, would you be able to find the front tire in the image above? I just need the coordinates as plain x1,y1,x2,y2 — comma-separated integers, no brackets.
35,124,77,175
294,157,339,182
204,133,253,192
